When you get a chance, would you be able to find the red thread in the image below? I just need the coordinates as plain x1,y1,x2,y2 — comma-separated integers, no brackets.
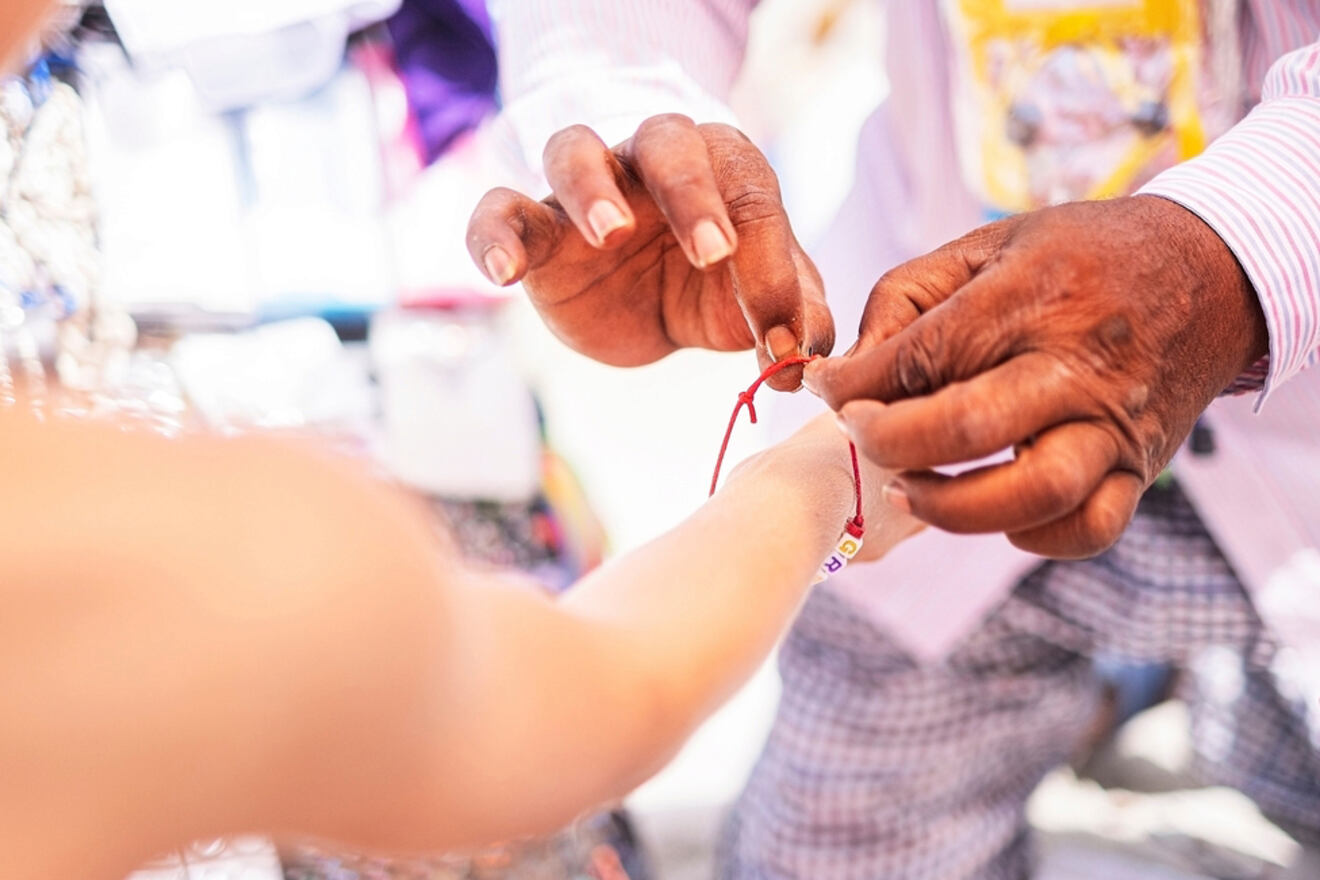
710,356,864,535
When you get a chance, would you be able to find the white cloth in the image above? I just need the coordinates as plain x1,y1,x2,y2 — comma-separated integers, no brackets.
104,0,402,109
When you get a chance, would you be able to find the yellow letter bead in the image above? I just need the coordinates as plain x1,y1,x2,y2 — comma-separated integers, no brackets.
813,532,865,584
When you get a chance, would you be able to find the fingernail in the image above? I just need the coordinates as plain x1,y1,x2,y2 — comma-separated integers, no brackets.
765,325,799,362
803,359,824,394
483,245,515,285
882,481,911,515
691,219,732,267
587,200,627,244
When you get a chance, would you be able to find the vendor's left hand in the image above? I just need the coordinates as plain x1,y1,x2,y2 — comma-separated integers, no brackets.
465,116,833,390
805,196,1269,559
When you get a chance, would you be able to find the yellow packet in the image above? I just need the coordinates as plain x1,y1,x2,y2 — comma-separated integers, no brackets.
944,0,1243,212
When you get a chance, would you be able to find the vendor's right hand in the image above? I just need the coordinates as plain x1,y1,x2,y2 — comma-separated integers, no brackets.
466,115,834,390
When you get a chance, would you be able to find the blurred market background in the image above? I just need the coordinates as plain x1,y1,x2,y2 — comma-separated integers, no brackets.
7,0,1319,877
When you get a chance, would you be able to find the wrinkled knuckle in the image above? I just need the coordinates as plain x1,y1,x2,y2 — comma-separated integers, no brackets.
1121,420,1170,479
723,185,782,227
873,265,908,293
1085,314,1136,371
1122,383,1150,419
893,332,943,398
1144,426,1170,470
870,264,929,313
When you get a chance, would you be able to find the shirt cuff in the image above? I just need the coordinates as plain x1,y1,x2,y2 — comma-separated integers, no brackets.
1138,95,1320,406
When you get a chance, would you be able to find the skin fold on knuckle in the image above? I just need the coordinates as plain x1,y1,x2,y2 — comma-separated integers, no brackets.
1096,401,1166,486
722,184,784,229
869,264,940,318
893,331,945,399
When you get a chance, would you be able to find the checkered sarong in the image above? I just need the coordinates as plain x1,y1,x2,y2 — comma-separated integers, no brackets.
719,480,1320,880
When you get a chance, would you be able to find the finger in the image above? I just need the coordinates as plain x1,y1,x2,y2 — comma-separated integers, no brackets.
852,217,1019,353
807,268,1024,409
883,421,1120,534
799,251,837,359
542,124,636,248
627,114,737,268
833,353,1084,469
695,123,821,375
1008,470,1144,559
467,187,567,285
757,249,835,391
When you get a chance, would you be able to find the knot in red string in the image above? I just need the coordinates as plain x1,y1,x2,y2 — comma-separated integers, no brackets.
736,391,758,424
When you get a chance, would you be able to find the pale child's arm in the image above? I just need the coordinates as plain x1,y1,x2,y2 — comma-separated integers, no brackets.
0,412,914,879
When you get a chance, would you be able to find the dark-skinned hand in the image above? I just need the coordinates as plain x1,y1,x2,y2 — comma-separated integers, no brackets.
466,115,833,390
806,195,1270,559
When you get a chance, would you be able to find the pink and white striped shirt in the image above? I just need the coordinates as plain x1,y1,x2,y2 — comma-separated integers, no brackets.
489,0,1320,660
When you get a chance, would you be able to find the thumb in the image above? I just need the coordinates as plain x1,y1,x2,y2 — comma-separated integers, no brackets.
806,264,1021,411
750,248,836,391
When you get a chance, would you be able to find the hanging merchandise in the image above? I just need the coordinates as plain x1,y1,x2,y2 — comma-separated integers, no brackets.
102,0,402,110
943,0,1244,214
370,304,543,503
0,42,189,432
385,0,498,165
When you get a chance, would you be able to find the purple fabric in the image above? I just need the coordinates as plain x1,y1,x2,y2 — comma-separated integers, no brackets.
386,0,497,163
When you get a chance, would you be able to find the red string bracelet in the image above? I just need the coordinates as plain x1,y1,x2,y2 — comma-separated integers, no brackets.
709,355,866,584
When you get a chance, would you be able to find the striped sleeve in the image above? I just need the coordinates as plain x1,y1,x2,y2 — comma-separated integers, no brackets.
487,0,756,182
1139,39,1320,402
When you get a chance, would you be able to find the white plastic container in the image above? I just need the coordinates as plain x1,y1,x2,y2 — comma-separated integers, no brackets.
370,306,541,502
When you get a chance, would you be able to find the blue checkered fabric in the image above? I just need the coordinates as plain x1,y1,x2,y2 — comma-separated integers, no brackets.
719,481,1320,880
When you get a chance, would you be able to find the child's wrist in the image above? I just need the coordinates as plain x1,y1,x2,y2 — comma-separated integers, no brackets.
726,443,855,526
